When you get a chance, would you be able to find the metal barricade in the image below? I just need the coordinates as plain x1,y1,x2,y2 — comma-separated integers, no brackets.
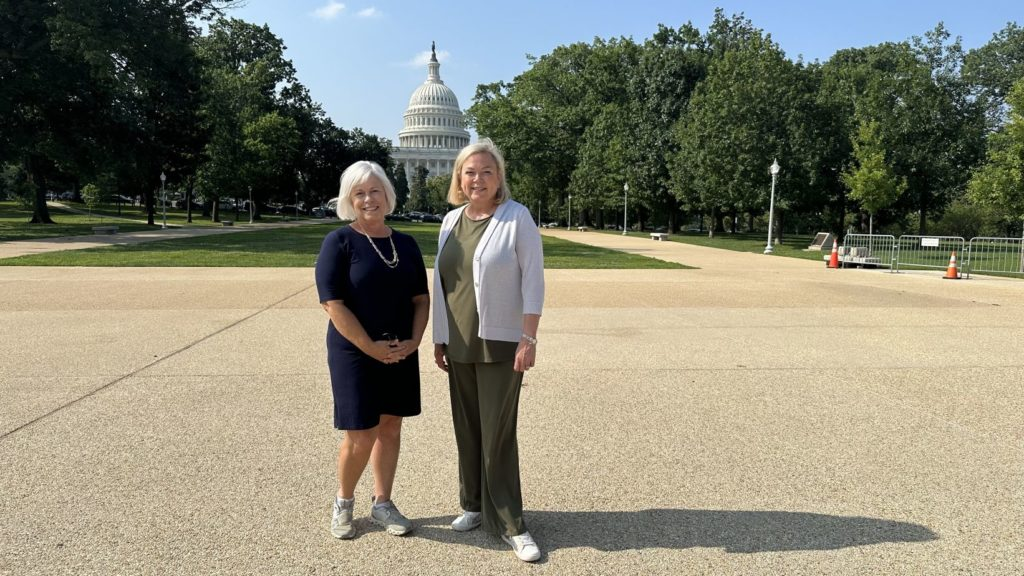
840,234,896,269
965,237,1024,279
894,236,965,273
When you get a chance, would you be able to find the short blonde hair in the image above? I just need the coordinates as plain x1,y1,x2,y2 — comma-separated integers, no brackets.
447,139,511,206
336,161,396,220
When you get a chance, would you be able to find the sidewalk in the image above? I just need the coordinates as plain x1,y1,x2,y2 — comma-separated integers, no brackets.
1,235,1021,575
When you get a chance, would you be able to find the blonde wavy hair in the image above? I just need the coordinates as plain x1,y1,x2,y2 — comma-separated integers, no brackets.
447,139,511,206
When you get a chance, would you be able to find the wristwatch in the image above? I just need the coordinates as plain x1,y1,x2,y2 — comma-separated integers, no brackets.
521,333,538,346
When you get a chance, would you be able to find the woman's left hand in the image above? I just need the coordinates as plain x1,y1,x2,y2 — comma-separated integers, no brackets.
391,340,419,362
514,340,536,373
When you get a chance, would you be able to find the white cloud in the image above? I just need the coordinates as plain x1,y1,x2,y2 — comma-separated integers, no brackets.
410,49,449,67
356,7,381,18
312,1,345,20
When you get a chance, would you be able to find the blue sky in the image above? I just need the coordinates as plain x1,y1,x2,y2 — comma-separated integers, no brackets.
226,0,1020,143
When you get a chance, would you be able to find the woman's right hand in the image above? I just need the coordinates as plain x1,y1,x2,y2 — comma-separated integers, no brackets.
433,344,449,372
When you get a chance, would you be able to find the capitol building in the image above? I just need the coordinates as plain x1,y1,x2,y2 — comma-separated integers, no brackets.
392,43,470,178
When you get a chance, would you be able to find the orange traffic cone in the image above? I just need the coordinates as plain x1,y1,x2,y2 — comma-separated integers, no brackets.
827,239,840,269
943,251,960,280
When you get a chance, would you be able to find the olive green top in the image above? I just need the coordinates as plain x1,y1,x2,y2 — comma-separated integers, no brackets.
437,212,518,363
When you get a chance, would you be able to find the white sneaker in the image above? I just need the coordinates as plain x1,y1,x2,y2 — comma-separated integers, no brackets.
502,531,541,562
451,510,482,532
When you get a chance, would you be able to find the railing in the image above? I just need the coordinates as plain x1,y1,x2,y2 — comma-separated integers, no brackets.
893,236,965,274
841,234,896,269
964,237,1024,279
836,234,1023,280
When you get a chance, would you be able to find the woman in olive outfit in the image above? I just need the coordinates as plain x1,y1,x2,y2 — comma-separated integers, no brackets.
432,139,545,562
315,160,429,540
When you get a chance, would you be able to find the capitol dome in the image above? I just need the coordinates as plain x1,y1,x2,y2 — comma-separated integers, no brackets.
393,43,470,178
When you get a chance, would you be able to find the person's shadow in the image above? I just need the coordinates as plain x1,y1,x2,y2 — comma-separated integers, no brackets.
407,509,936,558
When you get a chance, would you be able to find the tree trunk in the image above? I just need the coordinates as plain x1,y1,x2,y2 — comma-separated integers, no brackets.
185,177,194,224
27,156,55,224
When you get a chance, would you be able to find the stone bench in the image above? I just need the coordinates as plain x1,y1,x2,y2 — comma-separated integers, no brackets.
221,220,234,226
92,225,119,235
576,226,589,232
650,232,669,241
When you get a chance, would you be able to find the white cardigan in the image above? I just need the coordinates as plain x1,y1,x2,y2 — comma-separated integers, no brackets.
432,200,545,344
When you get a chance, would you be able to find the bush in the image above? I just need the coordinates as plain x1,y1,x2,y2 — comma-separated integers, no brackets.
933,200,999,238
1,164,35,209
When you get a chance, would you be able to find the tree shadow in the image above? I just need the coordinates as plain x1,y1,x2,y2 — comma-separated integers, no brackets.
411,509,936,555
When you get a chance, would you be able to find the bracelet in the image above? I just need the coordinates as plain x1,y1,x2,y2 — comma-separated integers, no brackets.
521,333,538,346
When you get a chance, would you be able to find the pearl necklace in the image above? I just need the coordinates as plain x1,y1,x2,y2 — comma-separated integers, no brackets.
353,224,399,269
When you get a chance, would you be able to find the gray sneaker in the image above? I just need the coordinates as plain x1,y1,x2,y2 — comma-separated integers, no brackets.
331,497,355,539
370,497,413,536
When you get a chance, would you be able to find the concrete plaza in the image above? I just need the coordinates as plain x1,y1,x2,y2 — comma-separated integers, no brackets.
1,230,1021,575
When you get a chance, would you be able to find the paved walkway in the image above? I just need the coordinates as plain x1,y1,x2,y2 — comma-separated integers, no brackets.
1,231,1021,575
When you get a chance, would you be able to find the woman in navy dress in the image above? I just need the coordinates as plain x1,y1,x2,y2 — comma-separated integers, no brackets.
314,160,428,540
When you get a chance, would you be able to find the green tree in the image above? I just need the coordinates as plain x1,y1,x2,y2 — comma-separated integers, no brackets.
969,78,1024,236
391,165,410,212
0,0,235,225
406,166,429,212
424,175,450,215
671,31,803,236
964,22,1024,128
628,23,708,232
80,183,106,219
841,120,906,234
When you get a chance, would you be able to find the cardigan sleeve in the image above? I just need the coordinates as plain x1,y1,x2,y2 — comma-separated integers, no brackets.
515,207,545,316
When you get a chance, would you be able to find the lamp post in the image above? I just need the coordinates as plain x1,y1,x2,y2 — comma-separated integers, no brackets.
567,194,572,230
248,186,254,224
622,182,629,235
763,159,780,254
159,172,167,229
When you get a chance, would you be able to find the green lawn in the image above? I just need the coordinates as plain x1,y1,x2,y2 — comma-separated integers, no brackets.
606,229,825,262
0,200,297,242
0,221,688,269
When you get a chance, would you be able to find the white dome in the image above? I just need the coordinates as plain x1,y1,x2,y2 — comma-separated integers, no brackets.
408,81,460,108
393,43,469,177
397,43,469,150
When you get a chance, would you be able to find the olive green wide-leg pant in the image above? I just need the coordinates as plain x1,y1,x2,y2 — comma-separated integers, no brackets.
448,360,526,537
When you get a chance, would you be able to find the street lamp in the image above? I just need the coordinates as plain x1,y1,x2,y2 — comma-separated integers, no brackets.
160,172,167,229
622,182,629,235
764,159,780,254
248,186,254,224
567,194,572,230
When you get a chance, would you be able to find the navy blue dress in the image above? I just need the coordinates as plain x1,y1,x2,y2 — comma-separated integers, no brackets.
314,226,428,430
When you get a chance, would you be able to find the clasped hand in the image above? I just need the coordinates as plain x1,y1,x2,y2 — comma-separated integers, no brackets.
372,339,413,364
